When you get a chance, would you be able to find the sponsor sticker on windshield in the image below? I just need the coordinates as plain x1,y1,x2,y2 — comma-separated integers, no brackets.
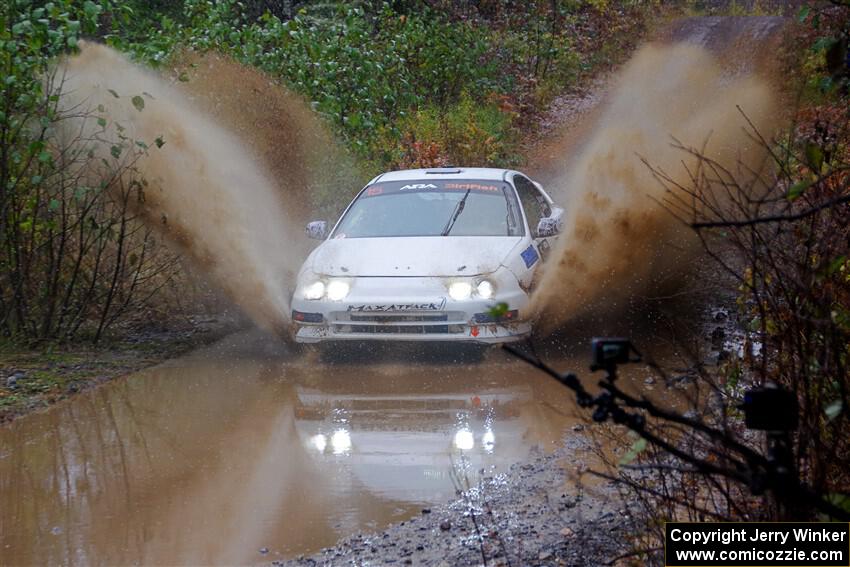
445,183,500,192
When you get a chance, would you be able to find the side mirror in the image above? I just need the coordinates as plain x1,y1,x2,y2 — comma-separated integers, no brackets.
536,206,564,238
306,220,328,240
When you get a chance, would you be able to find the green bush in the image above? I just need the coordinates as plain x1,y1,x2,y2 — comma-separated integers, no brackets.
0,0,178,342
388,93,520,169
106,1,647,176
116,1,500,160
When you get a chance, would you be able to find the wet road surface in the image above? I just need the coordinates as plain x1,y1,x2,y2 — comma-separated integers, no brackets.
0,330,680,565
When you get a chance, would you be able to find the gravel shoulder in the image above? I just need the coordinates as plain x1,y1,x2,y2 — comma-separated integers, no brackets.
277,438,633,567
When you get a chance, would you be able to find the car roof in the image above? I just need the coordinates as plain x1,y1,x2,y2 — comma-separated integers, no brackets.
369,167,514,184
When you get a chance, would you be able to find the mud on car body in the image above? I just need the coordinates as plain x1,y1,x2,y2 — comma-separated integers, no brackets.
290,167,563,344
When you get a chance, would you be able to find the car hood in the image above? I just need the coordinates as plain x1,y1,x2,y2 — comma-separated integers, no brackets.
308,236,524,277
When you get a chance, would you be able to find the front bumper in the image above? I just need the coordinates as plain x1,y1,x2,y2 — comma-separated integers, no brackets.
291,276,531,344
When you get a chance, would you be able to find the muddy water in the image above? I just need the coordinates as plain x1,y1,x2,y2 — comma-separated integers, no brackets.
0,332,682,565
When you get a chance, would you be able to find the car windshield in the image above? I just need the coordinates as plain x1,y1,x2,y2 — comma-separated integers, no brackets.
332,179,523,238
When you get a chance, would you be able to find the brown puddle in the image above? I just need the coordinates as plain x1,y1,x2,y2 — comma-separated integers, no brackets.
0,331,684,565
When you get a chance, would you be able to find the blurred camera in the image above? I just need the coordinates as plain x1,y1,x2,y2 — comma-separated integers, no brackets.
741,386,798,431
591,338,637,371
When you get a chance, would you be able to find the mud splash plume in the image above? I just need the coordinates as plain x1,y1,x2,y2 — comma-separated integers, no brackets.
530,43,777,330
60,43,309,331
170,50,348,224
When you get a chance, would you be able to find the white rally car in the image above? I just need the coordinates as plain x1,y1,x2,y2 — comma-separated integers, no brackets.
290,167,563,344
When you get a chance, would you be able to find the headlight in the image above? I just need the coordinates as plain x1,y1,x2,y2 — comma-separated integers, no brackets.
326,280,350,301
448,281,473,301
303,281,325,300
477,280,494,299
448,279,495,300
453,428,474,451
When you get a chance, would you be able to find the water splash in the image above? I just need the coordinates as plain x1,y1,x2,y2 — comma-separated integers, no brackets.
530,43,777,330
59,43,324,331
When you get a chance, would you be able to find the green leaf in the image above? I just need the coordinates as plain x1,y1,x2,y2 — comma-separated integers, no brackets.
178,72,190,82
96,117,107,128
805,143,824,173
825,399,843,421
38,150,51,163
620,437,647,465
787,179,812,201
110,145,122,159
83,1,100,18
814,497,850,527
827,256,847,275
154,136,165,148
131,95,145,112
487,302,509,319
812,37,839,52
48,198,60,211
74,186,90,201
797,5,810,22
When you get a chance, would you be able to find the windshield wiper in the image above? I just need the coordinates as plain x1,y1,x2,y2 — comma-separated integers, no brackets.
441,189,471,236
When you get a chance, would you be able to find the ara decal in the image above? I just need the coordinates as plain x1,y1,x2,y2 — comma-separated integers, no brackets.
399,183,438,191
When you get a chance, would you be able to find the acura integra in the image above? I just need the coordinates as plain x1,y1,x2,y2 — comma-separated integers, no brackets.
290,167,563,344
